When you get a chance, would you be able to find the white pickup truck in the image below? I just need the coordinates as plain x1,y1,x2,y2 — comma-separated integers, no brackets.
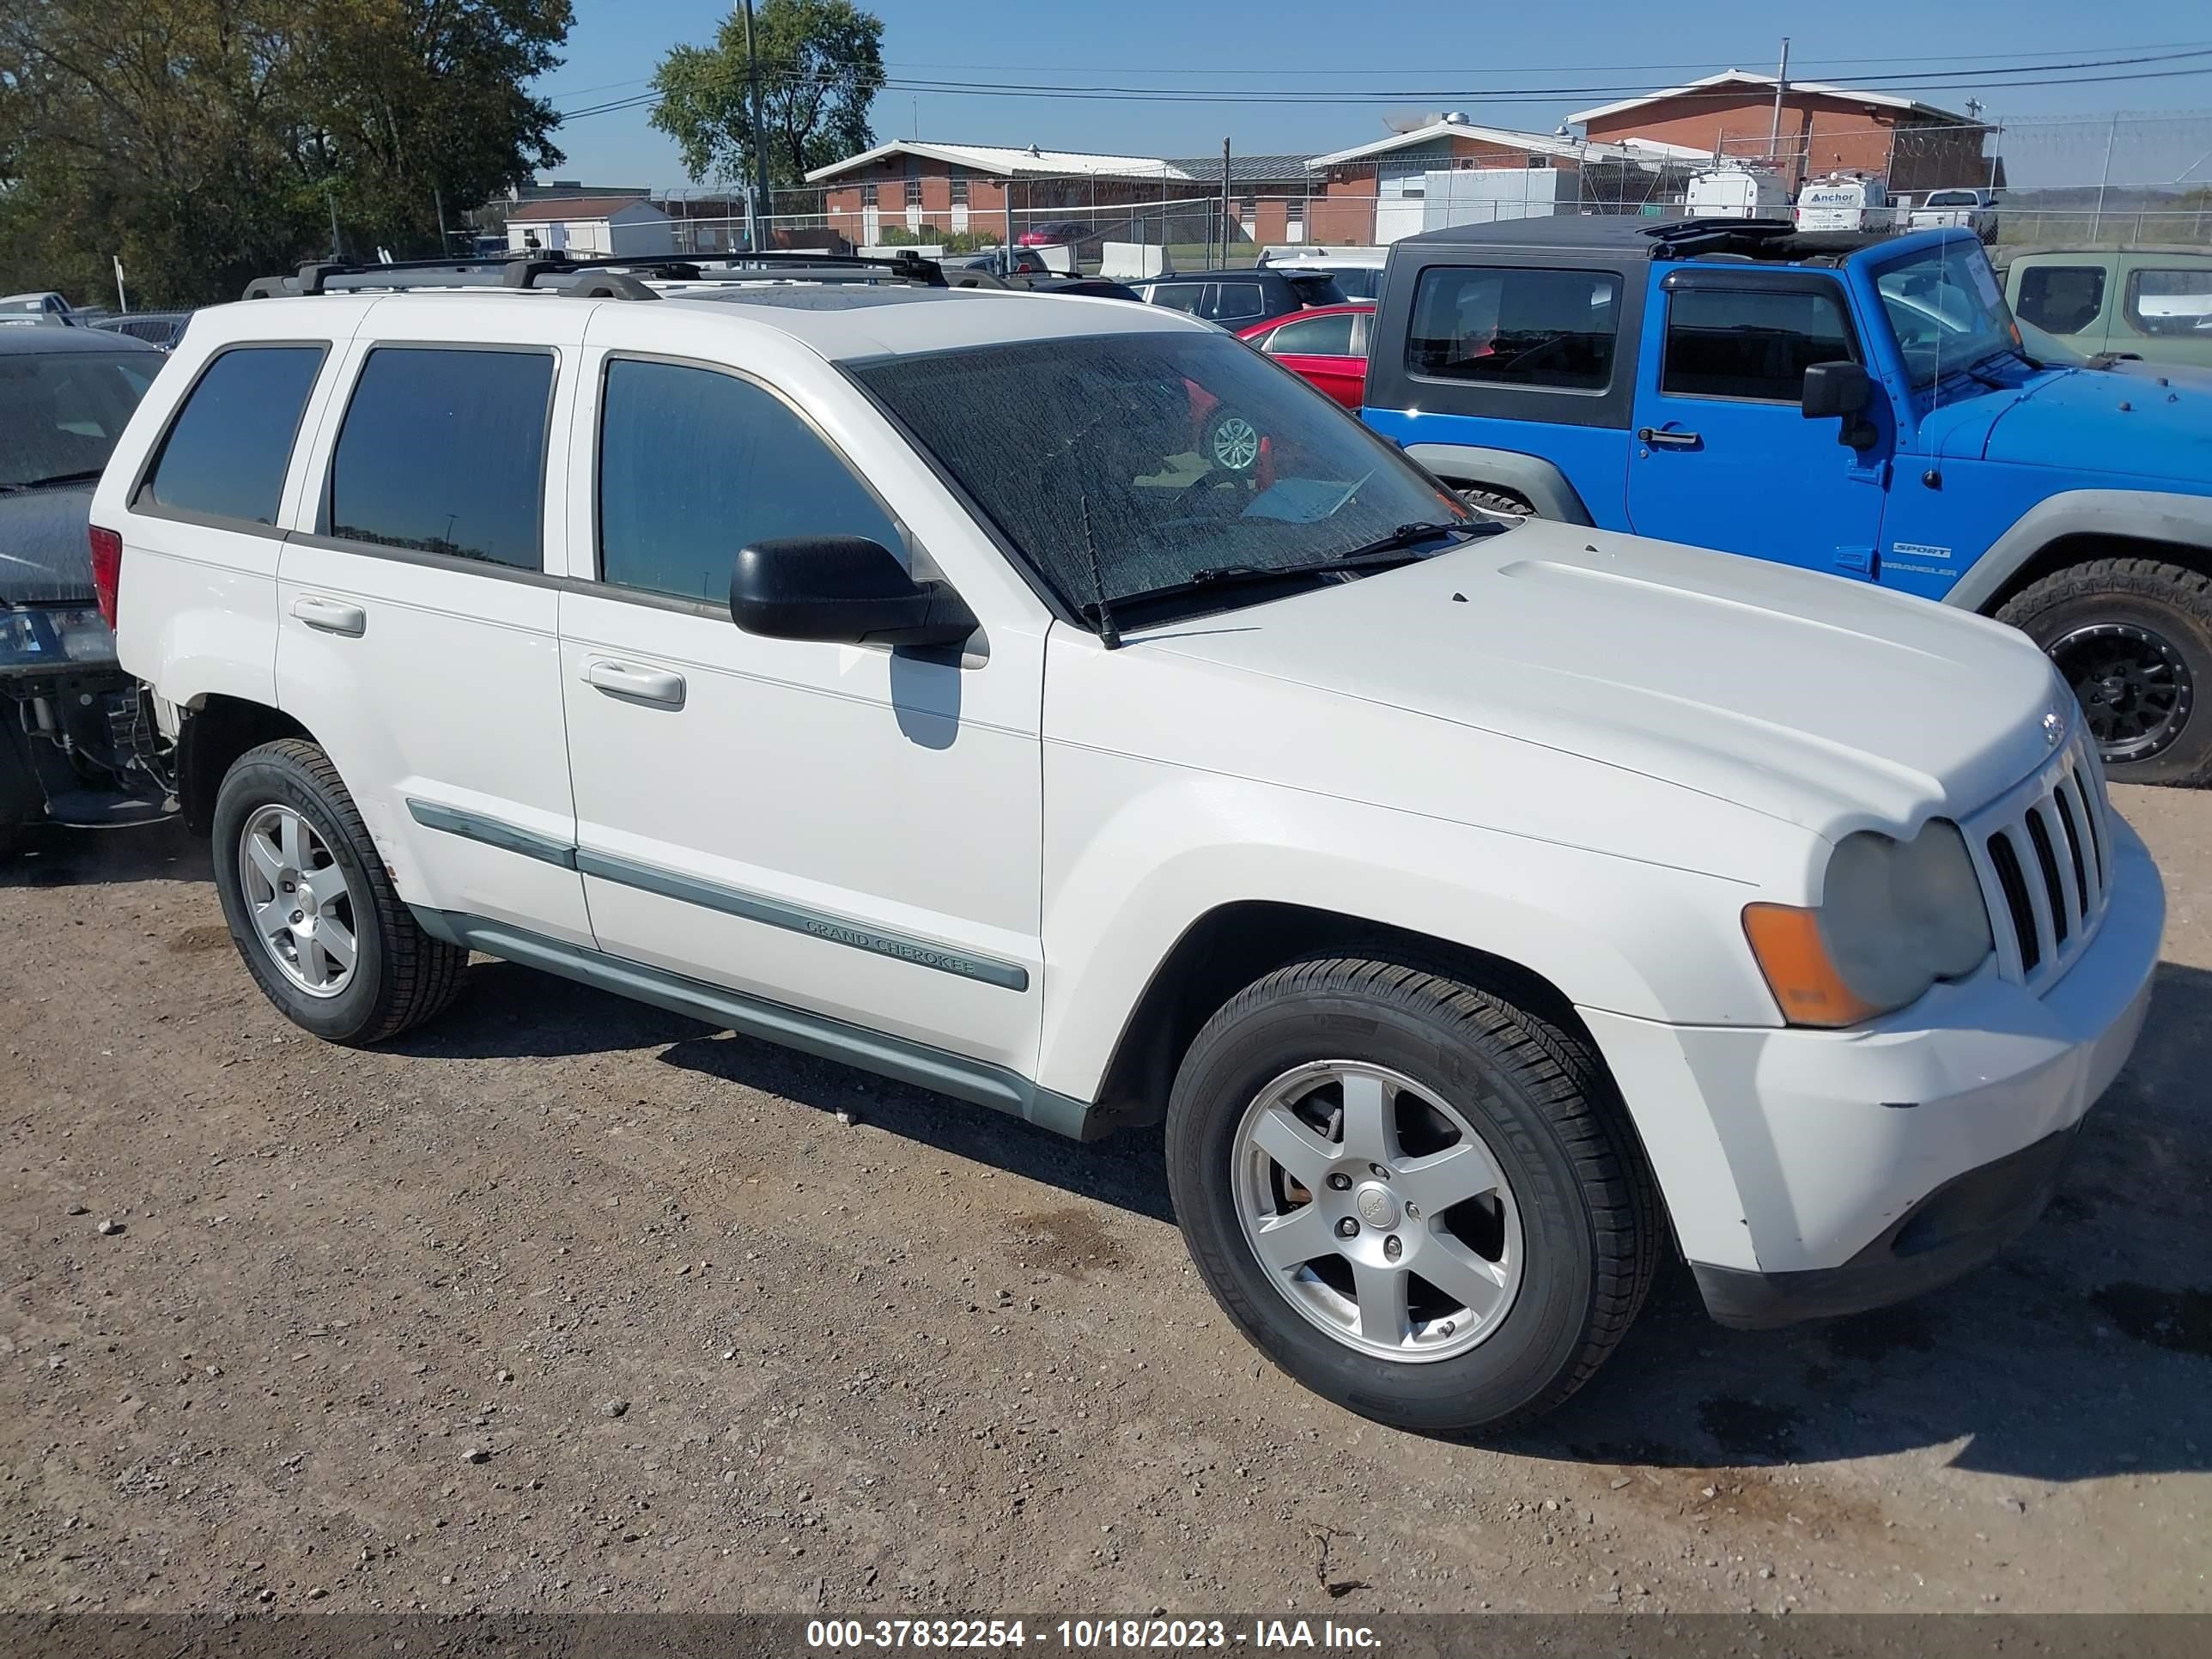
97,252,2164,1435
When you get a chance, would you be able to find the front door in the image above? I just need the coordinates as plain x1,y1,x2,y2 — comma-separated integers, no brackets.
555,334,1046,1073
1259,309,1370,408
1626,271,1889,580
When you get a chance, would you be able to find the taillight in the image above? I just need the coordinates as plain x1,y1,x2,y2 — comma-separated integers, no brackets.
88,525,122,629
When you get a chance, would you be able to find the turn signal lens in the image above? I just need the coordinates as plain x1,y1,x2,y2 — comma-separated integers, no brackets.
1741,902,1887,1030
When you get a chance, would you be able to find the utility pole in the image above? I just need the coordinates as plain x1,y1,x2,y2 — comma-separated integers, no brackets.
2093,112,2119,240
741,0,773,252
434,183,451,256
1767,37,1790,176
1220,138,1231,270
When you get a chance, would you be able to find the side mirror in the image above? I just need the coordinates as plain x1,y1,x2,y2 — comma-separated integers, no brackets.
731,537,977,649
1800,360,1870,420
1801,360,1879,451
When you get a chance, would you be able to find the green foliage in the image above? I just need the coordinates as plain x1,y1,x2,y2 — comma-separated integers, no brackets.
0,0,572,306
648,0,883,191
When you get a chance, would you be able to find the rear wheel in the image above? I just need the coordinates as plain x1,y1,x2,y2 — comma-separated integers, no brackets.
1201,407,1262,474
1165,957,1658,1437
210,738,466,1043
1996,556,2212,787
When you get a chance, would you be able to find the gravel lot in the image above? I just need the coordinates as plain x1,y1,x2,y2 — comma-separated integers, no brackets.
3,788,2208,1616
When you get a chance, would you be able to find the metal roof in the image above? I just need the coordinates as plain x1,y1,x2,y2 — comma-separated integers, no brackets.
1163,154,1316,184
507,194,669,223
805,140,1186,185
1571,70,1969,127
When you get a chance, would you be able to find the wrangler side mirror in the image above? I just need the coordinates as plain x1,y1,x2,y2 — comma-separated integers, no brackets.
1802,361,1878,451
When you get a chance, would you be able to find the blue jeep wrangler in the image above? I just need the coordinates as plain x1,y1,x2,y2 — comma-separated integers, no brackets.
1360,216,2212,786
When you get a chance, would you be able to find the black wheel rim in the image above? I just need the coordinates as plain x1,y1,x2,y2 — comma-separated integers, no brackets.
2048,621,2195,764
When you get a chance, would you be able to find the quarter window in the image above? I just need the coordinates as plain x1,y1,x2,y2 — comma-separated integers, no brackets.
137,345,326,525
2014,265,2106,336
2123,267,2212,338
328,347,552,570
1662,287,1856,403
597,359,900,604
1407,266,1621,391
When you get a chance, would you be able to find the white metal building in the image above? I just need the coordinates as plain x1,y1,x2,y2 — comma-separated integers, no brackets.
504,195,677,258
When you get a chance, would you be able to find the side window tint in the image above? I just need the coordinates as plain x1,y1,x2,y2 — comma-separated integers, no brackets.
329,348,552,569
598,359,900,604
1208,283,1265,323
1407,266,1621,391
2014,265,2106,336
1267,313,1358,356
138,345,326,525
2124,268,2212,337
1662,287,1856,402
1150,283,1203,313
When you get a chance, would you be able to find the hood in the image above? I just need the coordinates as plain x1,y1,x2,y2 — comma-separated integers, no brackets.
0,483,95,605
1130,522,2065,838
1972,365,2212,484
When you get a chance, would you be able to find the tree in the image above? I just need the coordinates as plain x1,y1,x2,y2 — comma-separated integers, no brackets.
649,0,884,192
0,0,571,306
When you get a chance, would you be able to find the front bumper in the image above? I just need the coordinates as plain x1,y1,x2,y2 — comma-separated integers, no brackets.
1583,814,2164,1327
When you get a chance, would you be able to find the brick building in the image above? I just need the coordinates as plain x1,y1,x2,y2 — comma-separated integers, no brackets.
1571,71,1999,194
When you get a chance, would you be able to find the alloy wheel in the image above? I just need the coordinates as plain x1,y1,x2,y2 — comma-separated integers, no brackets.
1230,1060,1523,1363
238,803,360,999
2050,621,2195,763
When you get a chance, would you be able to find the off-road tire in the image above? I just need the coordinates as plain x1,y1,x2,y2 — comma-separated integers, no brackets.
1165,956,1659,1437
1997,556,2212,787
1455,486,1534,520
210,738,466,1043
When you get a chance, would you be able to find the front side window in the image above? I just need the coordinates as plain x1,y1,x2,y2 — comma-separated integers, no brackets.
2,349,159,490
328,347,551,569
1662,287,1856,403
1407,265,1622,391
852,331,1474,623
599,359,899,604
1265,313,1358,357
137,344,325,523
2124,267,2212,337
2014,265,2106,336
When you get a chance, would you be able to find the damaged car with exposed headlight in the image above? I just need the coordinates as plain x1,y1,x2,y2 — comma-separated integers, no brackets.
1,325,175,854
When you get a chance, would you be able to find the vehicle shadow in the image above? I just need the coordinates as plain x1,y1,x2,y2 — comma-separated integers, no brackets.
404,952,2212,1482
0,817,209,888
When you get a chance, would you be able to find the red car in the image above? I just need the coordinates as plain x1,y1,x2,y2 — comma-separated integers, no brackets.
1237,302,1375,409
1017,220,1096,248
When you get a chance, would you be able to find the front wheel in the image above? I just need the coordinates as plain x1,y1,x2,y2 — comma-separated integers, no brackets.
1997,556,2212,787
1165,957,1658,1437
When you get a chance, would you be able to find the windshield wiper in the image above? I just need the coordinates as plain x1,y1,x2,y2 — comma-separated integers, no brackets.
0,467,105,495
1187,521,1481,586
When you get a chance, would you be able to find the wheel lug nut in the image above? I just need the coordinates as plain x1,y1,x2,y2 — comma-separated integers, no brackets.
1370,1164,1389,1179
1334,1218,1358,1239
1405,1203,1421,1219
1383,1236,1402,1261
1326,1173,1352,1191
289,911,303,924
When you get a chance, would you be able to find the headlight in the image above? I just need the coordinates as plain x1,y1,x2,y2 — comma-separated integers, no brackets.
0,606,115,667
1743,821,1994,1028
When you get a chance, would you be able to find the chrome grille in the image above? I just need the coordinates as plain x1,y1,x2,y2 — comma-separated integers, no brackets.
1968,740,2112,990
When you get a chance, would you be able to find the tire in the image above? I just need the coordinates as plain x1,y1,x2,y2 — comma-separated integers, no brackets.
1165,957,1658,1437
1200,406,1263,474
0,823,21,862
1996,556,2212,787
210,738,466,1044
1455,486,1534,520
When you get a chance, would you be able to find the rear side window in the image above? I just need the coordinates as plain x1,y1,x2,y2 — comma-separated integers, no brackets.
1148,283,1203,313
328,348,552,570
1407,266,1621,391
2124,267,2212,338
597,359,899,604
1662,287,1856,402
1206,283,1266,324
2014,265,2106,336
138,345,325,525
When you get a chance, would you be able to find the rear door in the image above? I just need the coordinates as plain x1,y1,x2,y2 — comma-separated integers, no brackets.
1626,268,1889,579
275,300,591,944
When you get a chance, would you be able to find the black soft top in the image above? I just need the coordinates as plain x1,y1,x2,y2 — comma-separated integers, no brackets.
1391,215,1898,265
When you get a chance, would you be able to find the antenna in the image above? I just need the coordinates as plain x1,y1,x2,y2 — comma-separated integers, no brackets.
1079,494,1122,650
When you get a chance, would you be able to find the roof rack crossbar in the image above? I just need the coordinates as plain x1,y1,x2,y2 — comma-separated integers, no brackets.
243,247,946,301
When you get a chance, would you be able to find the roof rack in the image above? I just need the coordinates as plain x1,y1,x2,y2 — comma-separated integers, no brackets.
241,248,947,302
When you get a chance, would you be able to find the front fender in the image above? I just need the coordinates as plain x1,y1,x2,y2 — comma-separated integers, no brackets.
1948,489,2212,612
1034,764,1781,1106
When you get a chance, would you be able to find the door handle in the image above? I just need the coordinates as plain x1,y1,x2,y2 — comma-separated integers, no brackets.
292,596,367,637
1636,427,1703,449
583,658,686,708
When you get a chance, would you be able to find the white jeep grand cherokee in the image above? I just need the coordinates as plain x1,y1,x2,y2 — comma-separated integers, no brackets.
98,257,2163,1435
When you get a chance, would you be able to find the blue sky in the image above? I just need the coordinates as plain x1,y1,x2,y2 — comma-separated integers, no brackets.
538,1,2212,188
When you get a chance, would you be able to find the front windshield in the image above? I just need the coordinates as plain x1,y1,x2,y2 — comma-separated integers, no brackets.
1874,238,2020,387
0,350,158,487
850,330,1473,618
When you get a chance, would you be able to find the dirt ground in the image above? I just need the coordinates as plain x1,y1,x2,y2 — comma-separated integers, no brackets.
3,788,2208,1619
